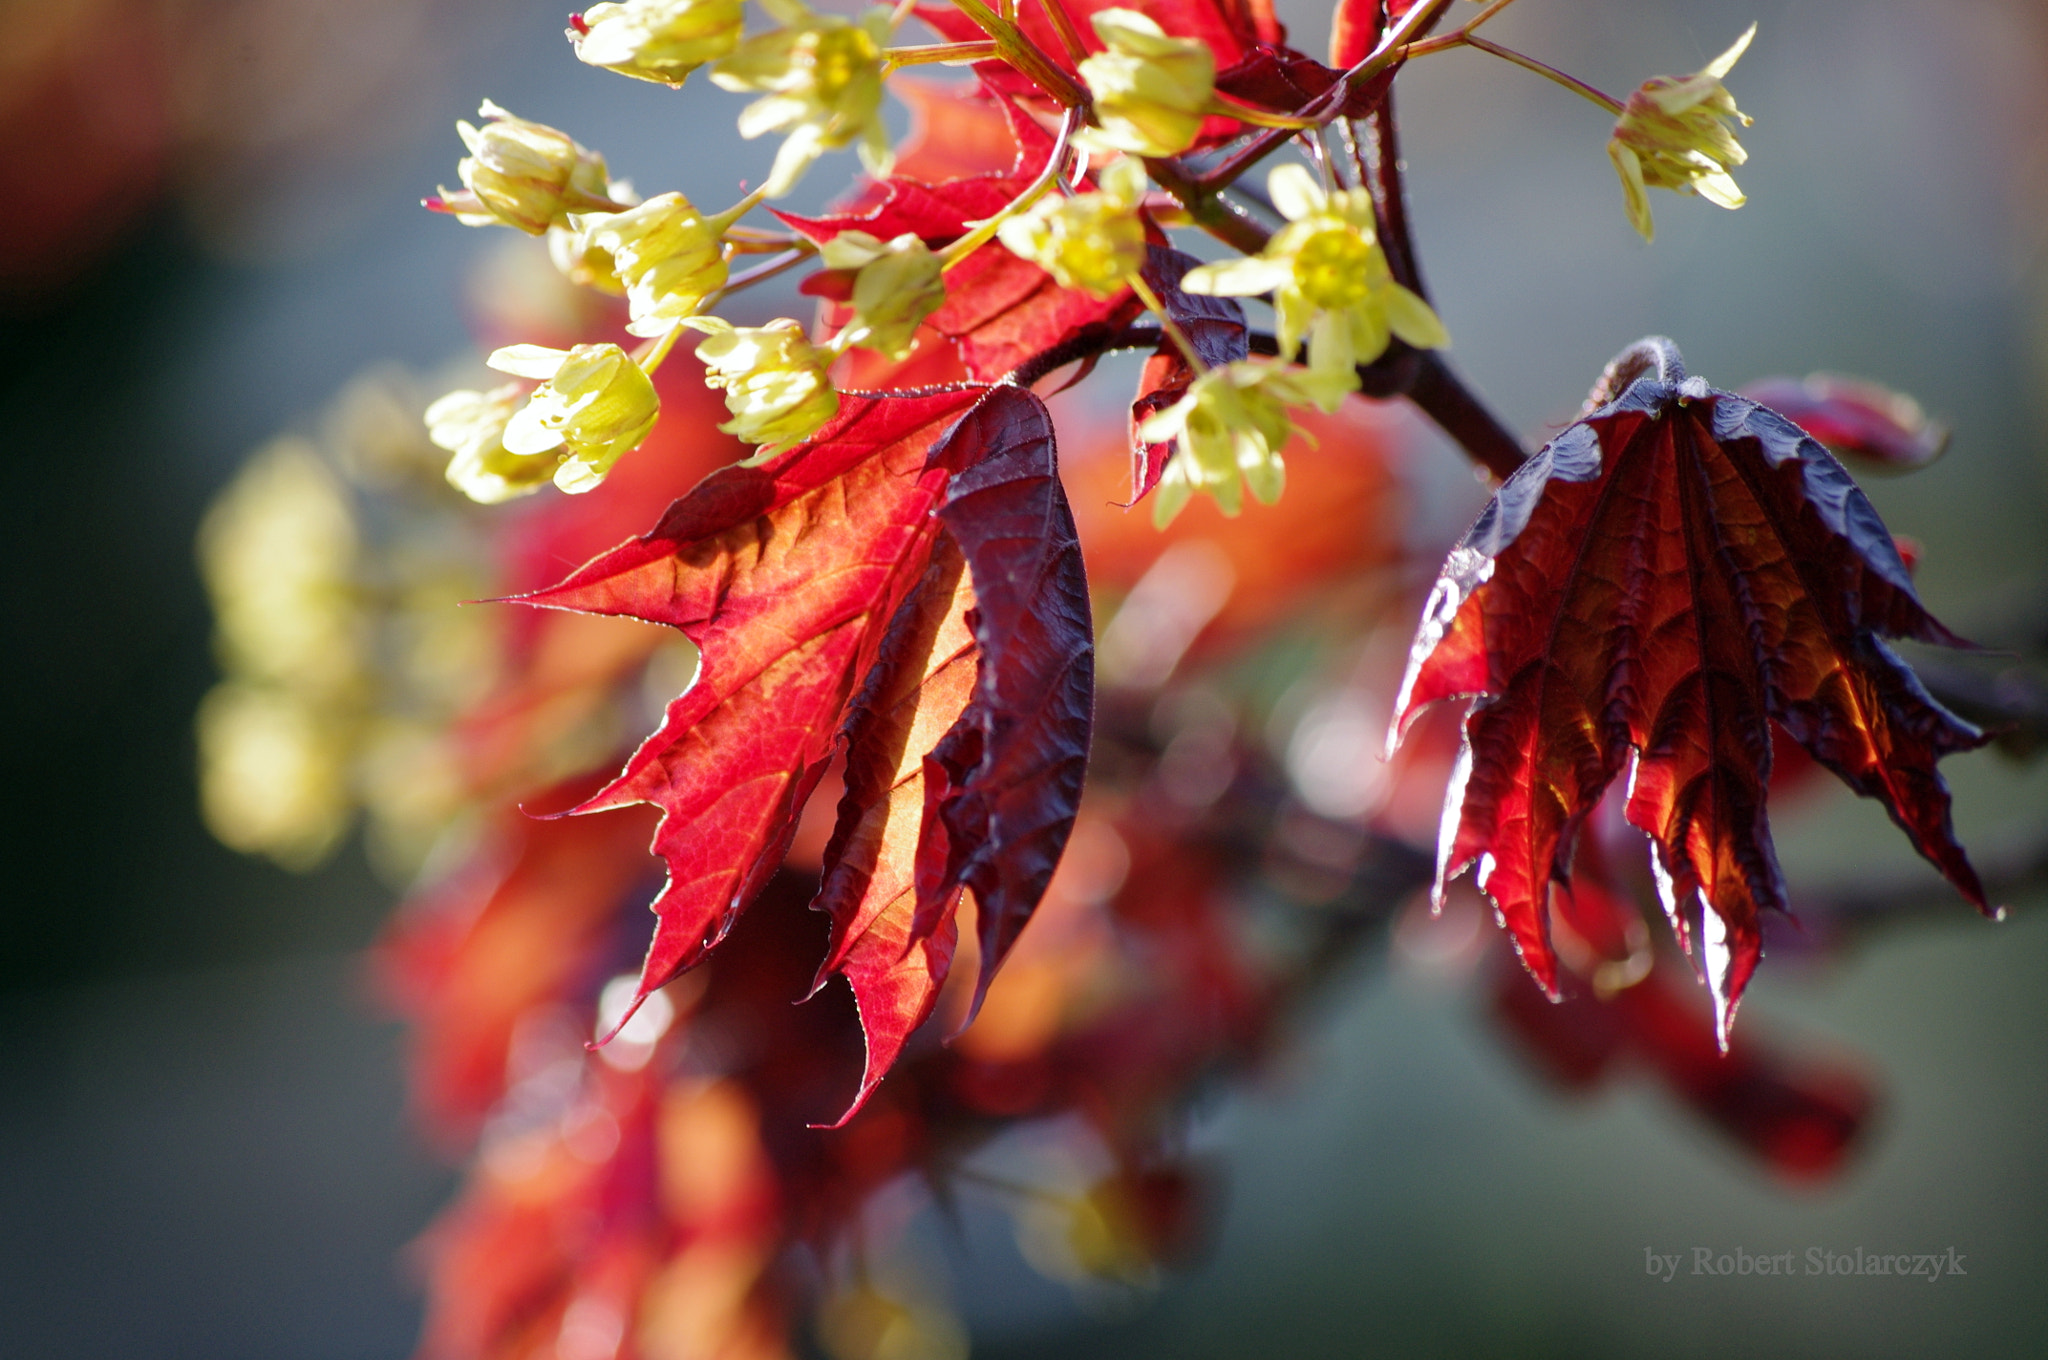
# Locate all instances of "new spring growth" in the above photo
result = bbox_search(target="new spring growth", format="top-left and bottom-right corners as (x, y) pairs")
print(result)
(486, 343), (661, 493)
(427, 384), (558, 504)
(547, 180), (640, 294)
(995, 158), (1147, 299)
(1183, 164), (1447, 379)
(1609, 24), (1756, 242)
(569, 0), (745, 87)
(1076, 9), (1216, 158)
(818, 231), (946, 358)
(1139, 358), (1356, 526)
(711, 0), (894, 198)
(686, 317), (840, 450)
(588, 192), (736, 336)
(428, 101), (625, 235)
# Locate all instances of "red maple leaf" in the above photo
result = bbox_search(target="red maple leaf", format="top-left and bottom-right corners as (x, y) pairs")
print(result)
(808, 538), (978, 1121)
(808, 387), (1094, 1121)
(1390, 340), (1990, 1038)
(516, 388), (987, 1034)
(519, 383), (1093, 1114)
(912, 386), (1094, 1013)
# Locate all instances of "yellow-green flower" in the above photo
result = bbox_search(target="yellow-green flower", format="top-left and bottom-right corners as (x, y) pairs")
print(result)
(1182, 163), (1447, 378)
(1608, 24), (1755, 242)
(586, 191), (732, 336)
(431, 101), (622, 235)
(427, 382), (558, 504)
(687, 317), (840, 450)
(995, 158), (1147, 299)
(570, 0), (744, 86)
(488, 342), (661, 493)
(546, 179), (641, 294)
(710, 0), (893, 198)
(1137, 358), (1356, 525)
(819, 230), (946, 358)
(1076, 9), (1215, 158)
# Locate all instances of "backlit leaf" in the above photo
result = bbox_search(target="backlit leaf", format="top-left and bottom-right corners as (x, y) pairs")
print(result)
(916, 386), (1096, 1019)
(809, 538), (978, 1123)
(517, 388), (988, 1031)
(1391, 341), (1989, 1040)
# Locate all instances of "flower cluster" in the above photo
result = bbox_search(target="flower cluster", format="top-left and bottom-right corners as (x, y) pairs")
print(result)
(1184, 165), (1447, 379)
(1608, 24), (1756, 241)
(686, 317), (839, 449)
(428, 101), (625, 235)
(1139, 358), (1357, 524)
(995, 158), (1149, 298)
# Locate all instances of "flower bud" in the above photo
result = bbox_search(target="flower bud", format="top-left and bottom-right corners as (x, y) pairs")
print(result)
(427, 383), (558, 503)
(1076, 9), (1215, 158)
(546, 180), (642, 294)
(569, 0), (744, 87)
(586, 191), (731, 336)
(430, 101), (623, 235)
(1608, 24), (1755, 241)
(1137, 359), (1356, 525)
(487, 343), (660, 492)
(687, 317), (840, 449)
(818, 231), (946, 358)
(995, 158), (1147, 299)
(710, 0), (894, 197)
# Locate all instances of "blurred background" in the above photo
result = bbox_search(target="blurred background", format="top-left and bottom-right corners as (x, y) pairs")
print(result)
(3, 0), (2046, 1355)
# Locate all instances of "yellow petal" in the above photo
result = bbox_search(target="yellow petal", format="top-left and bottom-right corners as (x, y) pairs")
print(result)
(1608, 141), (1655, 241)
(1703, 23), (1756, 80)
(1266, 163), (1324, 223)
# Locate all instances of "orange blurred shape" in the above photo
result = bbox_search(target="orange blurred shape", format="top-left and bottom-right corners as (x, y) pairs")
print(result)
(377, 781), (660, 1142)
(1070, 400), (1405, 665)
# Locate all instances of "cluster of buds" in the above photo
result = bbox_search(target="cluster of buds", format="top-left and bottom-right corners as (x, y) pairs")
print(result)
(1184, 165), (1448, 380)
(569, 0), (745, 86)
(1608, 24), (1756, 241)
(996, 158), (1149, 299)
(418, 1), (1762, 524)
